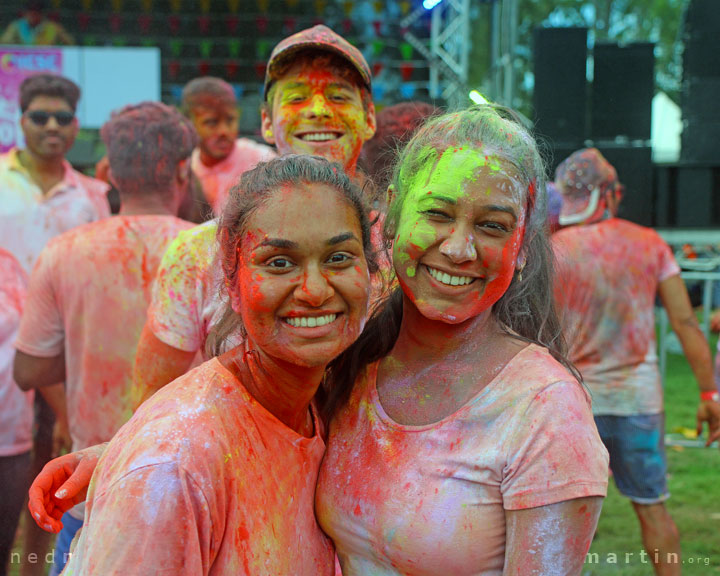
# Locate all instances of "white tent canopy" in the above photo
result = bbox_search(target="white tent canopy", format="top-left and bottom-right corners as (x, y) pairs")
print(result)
(652, 91), (682, 163)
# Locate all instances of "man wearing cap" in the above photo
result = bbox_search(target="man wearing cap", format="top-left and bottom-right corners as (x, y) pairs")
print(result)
(552, 148), (720, 576)
(130, 25), (377, 408)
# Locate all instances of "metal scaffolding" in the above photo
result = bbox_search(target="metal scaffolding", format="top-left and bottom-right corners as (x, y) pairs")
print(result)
(400, 0), (471, 107)
(400, 0), (517, 108)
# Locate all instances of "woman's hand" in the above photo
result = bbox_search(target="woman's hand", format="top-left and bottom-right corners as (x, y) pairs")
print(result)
(28, 443), (108, 533)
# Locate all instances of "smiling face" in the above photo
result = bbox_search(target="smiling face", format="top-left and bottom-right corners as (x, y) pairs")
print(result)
(232, 182), (370, 368)
(261, 57), (375, 174)
(21, 95), (78, 161)
(191, 103), (239, 163)
(392, 147), (527, 324)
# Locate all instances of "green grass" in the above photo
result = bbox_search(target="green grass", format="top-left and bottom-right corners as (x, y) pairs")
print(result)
(585, 334), (720, 575)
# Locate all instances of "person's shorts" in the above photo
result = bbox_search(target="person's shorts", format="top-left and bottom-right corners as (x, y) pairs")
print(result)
(594, 413), (669, 505)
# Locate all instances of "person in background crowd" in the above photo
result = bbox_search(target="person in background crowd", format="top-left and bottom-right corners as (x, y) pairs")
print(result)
(183, 76), (276, 216)
(0, 249), (31, 576)
(358, 100), (437, 201)
(552, 148), (720, 576)
(545, 180), (562, 233)
(13, 102), (196, 576)
(0, 73), (109, 576)
(0, 0), (74, 46)
(130, 24), (377, 409)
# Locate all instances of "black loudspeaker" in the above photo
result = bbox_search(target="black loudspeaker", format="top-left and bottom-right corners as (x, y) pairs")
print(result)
(533, 27), (588, 144)
(595, 146), (654, 226)
(681, 0), (720, 164)
(683, 35), (720, 78)
(591, 43), (654, 141)
(675, 168), (716, 227)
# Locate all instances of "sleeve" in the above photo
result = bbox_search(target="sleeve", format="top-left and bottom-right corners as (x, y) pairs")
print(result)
(655, 233), (681, 282)
(146, 229), (205, 352)
(14, 244), (65, 357)
(64, 462), (216, 576)
(501, 380), (609, 510)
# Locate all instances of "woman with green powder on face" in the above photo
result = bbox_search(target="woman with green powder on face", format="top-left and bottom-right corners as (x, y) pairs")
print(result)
(316, 106), (608, 575)
(29, 106), (608, 575)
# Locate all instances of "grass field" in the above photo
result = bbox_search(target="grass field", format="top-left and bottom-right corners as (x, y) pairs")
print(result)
(585, 334), (720, 575)
(9, 337), (720, 576)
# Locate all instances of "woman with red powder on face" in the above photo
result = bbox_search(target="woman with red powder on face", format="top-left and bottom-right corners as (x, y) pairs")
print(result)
(30, 107), (608, 575)
(38, 155), (375, 575)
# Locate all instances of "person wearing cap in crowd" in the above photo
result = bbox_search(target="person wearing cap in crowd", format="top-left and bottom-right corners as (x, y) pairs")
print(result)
(183, 77), (276, 216)
(0, 73), (109, 576)
(13, 102), (196, 576)
(130, 24), (377, 409)
(551, 148), (720, 576)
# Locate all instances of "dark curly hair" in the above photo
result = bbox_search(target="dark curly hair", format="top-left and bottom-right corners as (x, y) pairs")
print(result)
(20, 74), (80, 112)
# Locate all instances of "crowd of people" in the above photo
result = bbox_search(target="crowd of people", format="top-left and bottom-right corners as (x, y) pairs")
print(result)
(0, 21), (719, 576)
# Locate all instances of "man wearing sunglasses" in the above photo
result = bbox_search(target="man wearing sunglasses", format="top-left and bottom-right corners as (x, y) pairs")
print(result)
(0, 73), (108, 576)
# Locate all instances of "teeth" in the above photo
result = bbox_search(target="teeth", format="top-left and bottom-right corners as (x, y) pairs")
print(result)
(300, 133), (339, 142)
(284, 314), (337, 328)
(427, 266), (475, 286)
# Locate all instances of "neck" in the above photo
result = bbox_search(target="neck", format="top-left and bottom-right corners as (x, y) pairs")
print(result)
(118, 191), (177, 217)
(391, 293), (500, 364)
(222, 341), (324, 437)
(199, 147), (231, 168)
(18, 149), (65, 178)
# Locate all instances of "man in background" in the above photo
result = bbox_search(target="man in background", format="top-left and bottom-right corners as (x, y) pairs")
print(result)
(552, 148), (720, 576)
(183, 76), (276, 216)
(0, 73), (108, 576)
(131, 24), (377, 406)
(14, 101), (196, 576)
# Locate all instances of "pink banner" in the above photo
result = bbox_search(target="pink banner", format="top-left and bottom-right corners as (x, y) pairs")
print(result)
(0, 48), (63, 153)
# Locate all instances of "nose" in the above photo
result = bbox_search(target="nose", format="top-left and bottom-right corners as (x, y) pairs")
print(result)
(45, 116), (60, 130)
(439, 226), (478, 263)
(294, 264), (334, 307)
(304, 93), (332, 119)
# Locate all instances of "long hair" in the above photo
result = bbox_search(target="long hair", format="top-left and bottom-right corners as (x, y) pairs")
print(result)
(323, 104), (579, 420)
(204, 154), (378, 359)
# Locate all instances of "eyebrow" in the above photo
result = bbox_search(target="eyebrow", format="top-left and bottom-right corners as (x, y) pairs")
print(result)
(420, 194), (457, 205)
(254, 232), (359, 250)
(485, 205), (518, 220)
(255, 238), (297, 250)
(328, 232), (359, 245)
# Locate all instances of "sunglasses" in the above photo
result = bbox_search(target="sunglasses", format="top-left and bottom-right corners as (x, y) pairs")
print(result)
(25, 110), (75, 127)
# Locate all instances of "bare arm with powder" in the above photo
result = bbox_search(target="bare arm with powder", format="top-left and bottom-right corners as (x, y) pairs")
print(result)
(659, 274), (720, 446)
(504, 497), (603, 575)
(28, 444), (107, 532)
(131, 324), (197, 410)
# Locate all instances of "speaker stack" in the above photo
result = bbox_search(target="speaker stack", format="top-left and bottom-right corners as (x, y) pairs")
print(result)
(533, 29), (655, 226)
(677, 0), (720, 227)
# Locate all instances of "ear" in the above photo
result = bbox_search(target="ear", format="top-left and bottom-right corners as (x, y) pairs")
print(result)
(386, 184), (395, 207)
(260, 107), (276, 145)
(363, 100), (377, 141)
(175, 158), (191, 183)
(516, 249), (527, 270)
